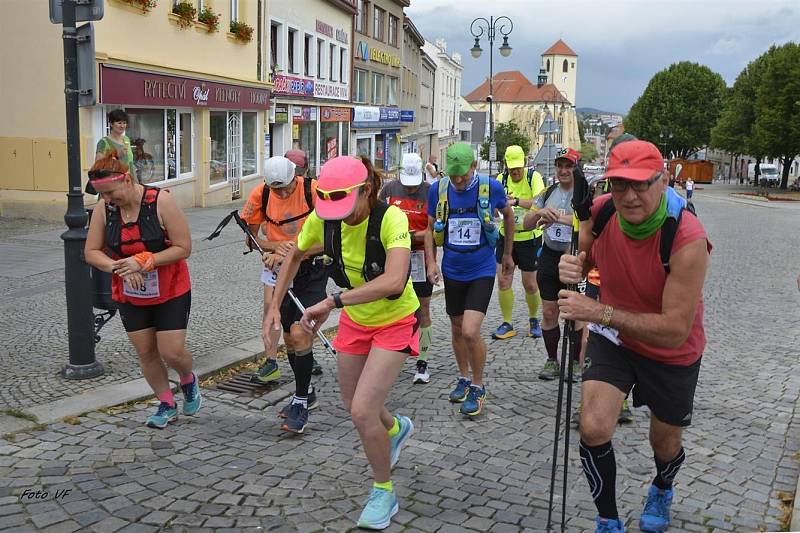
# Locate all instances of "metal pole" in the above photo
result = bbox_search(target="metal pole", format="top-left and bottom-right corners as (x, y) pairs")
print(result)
(61, 0), (103, 379)
(488, 17), (494, 179)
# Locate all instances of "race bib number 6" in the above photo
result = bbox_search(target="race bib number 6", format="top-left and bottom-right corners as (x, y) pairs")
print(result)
(546, 223), (572, 243)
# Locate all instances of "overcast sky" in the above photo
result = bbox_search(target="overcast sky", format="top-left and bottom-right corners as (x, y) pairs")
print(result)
(406, 0), (799, 114)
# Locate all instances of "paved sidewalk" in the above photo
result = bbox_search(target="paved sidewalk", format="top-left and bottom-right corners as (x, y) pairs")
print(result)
(1, 189), (799, 532)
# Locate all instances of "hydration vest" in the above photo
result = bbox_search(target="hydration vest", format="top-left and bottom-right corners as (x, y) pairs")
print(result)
(105, 186), (167, 259)
(261, 177), (314, 226)
(501, 167), (541, 191)
(591, 188), (693, 274)
(433, 175), (498, 251)
(323, 201), (408, 300)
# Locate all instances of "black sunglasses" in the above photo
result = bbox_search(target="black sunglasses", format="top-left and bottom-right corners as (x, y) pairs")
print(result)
(609, 172), (663, 193)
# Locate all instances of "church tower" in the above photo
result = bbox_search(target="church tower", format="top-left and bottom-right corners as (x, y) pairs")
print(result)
(540, 39), (578, 106)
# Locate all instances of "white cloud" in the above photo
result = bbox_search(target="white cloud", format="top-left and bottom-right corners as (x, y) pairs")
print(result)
(706, 38), (740, 56)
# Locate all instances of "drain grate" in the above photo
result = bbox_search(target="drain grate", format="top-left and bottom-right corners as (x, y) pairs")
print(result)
(215, 371), (284, 396)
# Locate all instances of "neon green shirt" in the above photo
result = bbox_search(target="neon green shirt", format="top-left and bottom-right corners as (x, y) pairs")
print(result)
(297, 205), (419, 327)
(496, 168), (545, 241)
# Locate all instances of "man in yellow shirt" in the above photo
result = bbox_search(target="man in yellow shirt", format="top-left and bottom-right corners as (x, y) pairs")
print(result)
(492, 145), (546, 340)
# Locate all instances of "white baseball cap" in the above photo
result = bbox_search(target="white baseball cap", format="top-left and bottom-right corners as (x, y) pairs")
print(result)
(264, 156), (296, 188)
(399, 153), (424, 186)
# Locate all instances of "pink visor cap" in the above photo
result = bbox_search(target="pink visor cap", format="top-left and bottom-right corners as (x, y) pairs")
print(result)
(315, 156), (369, 220)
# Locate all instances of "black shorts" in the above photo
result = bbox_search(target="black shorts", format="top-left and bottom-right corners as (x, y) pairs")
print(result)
(413, 280), (433, 298)
(118, 291), (191, 333)
(495, 236), (541, 272)
(536, 245), (566, 301)
(443, 276), (494, 316)
(279, 267), (328, 332)
(583, 333), (702, 427)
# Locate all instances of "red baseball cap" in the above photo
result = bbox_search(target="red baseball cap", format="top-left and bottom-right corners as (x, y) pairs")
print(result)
(284, 149), (307, 169)
(315, 156), (368, 220)
(605, 140), (664, 181)
(555, 147), (581, 164)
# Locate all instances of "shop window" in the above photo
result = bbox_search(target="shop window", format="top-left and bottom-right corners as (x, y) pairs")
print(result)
(375, 134), (385, 170)
(341, 123), (349, 156)
(354, 69), (368, 103)
(356, 137), (372, 159)
(317, 38), (325, 79)
(304, 34), (314, 76)
(209, 111), (228, 185)
(386, 133), (400, 170)
(372, 73), (383, 105)
(209, 110), (257, 186)
(387, 77), (398, 106)
(242, 112), (257, 177)
(373, 7), (384, 41)
(179, 112), (192, 175)
(355, 0), (368, 34)
(388, 15), (398, 47)
(320, 121), (340, 167)
(294, 114), (318, 178)
(329, 43), (337, 81)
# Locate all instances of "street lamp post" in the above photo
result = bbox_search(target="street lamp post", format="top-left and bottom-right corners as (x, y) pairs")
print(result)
(659, 131), (673, 159)
(470, 16), (512, 178)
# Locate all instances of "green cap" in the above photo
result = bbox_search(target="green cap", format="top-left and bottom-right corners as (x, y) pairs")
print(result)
(446, 142), (475, 177)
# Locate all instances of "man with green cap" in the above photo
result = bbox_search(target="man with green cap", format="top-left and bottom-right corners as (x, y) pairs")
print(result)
(425, 143), (515, 417)
(491, 145), (546, 340)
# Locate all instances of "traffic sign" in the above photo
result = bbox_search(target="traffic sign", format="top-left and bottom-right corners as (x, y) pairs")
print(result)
(489, 142), (497, 161)
(49, 0), (104, 24)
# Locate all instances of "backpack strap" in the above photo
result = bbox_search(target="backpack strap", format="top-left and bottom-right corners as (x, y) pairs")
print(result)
(527, 168), (534, 189)
(501, 170), (509, 189)
(477, 175), (491, 225)
(303, 177), (314, 210)
(591, 197), (617, 238)
(363, 201), (389, 282)
(542, 183), (558, 205)
(435, 176), (449, 223)
(262, 178), (315, 226)
(323, 219), (352, 290)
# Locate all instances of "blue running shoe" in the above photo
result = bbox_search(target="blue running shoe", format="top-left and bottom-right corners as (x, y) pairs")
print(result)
(492, 322), (516, 339)
(595, 516), (625, 532)
(281, 402), (308, 434)
(460, 385), (486, 416)
(640, 484), (673, 532)
(146, 402), (178, 429)
(448, 377), (471, 403)
(529, 318), (543, 338)
(181, 373), (202, 416)
(389, 415), (414, 468)
(356, 487), (398, 530)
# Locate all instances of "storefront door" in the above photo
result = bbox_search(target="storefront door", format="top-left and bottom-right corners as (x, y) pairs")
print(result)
(227, 112), (242, 198)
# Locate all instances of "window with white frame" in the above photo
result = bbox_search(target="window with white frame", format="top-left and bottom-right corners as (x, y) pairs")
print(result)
(287, 28), (298, 73)
(354, 69), (368, 103)
(329, 43), (337, 81)
(387, 76), (398, 106)
(317, 38), (325, 79)
(270, 21), (283, 73)
(373, 7), (384, 41)
(230, 0), (238, 23)
(388, 15), (398, 47)
(372, 73), (384, 104)
(340, 47), (347, 84)
(304, 33), (314, 76)
(355, 0), (368, 34)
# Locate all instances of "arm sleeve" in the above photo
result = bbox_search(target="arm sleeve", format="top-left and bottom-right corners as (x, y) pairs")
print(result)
(296, 211), (323, 252)
(381, 206), (411, 250)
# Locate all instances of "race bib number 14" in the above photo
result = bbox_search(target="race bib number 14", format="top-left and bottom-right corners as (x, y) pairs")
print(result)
(448, 218), (482, 246)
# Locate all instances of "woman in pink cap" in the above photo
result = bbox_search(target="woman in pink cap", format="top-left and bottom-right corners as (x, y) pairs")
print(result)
(265, 155), (420, 530)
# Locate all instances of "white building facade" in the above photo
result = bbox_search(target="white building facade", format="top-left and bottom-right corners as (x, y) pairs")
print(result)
(422, 38), (463, 166)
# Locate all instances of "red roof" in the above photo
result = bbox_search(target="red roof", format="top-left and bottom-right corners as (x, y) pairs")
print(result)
(542, 39), (577, 57)
(464, 71), (571, 104)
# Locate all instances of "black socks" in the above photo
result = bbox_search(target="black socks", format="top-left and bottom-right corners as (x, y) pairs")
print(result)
(542, 325), (561, 360)
(293, 348), (314, 399)
(653, 448), (685, 490)
(580, 440), (618, 520)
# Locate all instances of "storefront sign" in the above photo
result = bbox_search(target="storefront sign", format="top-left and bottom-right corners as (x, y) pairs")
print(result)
(273, 74), (315, 97)
(352, 106), (401, 129)
(275, 105), (289, 124)
(336, 28), (349, 44)
(321, 107), (351, 122)
(380, 108), (400, 122)
(292, 106), (318, 122)
(316, 20), (334, 38)
(352, 106), (381, 123)
(400, 110), (415, 122)
(355, 41), (400, 68)
(314, 81), (349, 101)
(100, 65), (270, 110)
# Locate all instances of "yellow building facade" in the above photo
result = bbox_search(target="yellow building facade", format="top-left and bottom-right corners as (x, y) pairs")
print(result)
(0, 0), (271, 219)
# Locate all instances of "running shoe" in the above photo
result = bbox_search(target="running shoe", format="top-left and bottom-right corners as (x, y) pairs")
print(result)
(460, 385), (486, 416)
(618, 399), (633, 424)
(538, 359), (560, 381)
(595, 516), (625, 532)
(145, 402), (178, 429)
(281, 402), (308, 434)
(389, 415), (414, 468)
(492, 322), (516, 340)
(413, 360), (430, 384)
(356, 487), (398, 530)
(180, 373), (202, 416)
(640, 485), (673, 532)
(252, 358), (280, 384)
(311, 357), (323, 376)
(448, 377), (471, 403)
(529, 318), (543, 338)
(279, 389), (318, 418)
(564, 360), (582, 383)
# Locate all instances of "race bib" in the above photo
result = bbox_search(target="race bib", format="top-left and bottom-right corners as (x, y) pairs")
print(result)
(410, 251), (426, 283)
(122, 270), (160, 299)
(448, 218), (482, 246)
(546, 223), (572, 243)
(513, 206), (527, 229)
(588, 322), (622, 346)
(260, 267), (293, 288)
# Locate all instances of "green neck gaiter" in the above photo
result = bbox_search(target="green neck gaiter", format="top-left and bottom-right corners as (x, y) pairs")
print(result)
(617, 194), (667, 240)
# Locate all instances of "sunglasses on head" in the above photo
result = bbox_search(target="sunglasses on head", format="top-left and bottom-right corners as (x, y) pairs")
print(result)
(315, 181), (365, 202)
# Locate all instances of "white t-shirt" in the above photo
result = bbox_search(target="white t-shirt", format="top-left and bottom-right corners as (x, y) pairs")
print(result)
(686, 180), (694, 191)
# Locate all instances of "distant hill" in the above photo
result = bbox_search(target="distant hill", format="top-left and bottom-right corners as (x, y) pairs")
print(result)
(577, 107), (624, 116)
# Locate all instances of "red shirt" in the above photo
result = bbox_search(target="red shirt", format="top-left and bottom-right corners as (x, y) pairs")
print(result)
(589, 195), (711, 365)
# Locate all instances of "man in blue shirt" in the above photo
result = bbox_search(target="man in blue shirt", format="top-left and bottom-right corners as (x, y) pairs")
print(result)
(425, 143), (515, 416)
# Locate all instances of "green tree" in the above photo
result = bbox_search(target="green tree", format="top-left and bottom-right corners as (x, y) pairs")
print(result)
(625, 61), (727, 159)
(752, 43), (800, 189)
(577, 120), (587, 144)
(580, 142), (599, 162)
(480, 121), (531, 169)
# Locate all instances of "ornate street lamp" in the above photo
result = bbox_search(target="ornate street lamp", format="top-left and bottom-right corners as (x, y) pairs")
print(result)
(470, 16), (513, 177)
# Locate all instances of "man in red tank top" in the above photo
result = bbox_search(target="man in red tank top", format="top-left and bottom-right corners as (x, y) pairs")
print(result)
(557, 140), (711, 533)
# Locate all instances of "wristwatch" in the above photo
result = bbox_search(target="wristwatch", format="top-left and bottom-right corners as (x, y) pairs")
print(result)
(332, 292), (344, 309)
(513, 198), (519, 207)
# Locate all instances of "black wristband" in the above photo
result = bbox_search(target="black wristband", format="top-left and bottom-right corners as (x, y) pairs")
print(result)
(333, 292), (344, 309)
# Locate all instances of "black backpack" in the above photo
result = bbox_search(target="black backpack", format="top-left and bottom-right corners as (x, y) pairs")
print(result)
(262, 177), (314, 226)
(323, 201), (408, 300)
(591, 197), (694, 274)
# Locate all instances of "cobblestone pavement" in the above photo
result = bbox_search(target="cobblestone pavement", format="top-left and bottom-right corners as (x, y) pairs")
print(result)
(1, 187), (800, 532)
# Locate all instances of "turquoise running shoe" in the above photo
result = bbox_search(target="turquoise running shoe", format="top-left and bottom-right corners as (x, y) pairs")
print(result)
(389, 415), (413, 468)
(356, 487), (398, 530)
(181, 373), (202, 416)
(146, 402), (178, 429)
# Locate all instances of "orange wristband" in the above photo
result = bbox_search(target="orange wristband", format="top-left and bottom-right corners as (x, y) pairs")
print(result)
(133, 251), (156, 272)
